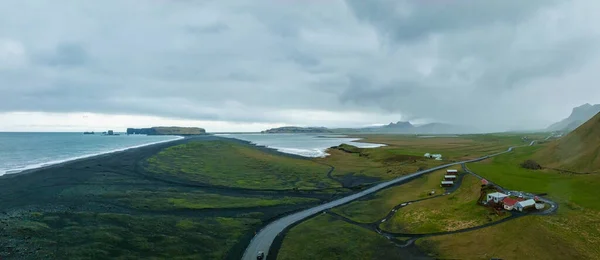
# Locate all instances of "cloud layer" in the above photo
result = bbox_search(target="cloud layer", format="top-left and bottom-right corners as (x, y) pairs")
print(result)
(1, 0), (599, 131)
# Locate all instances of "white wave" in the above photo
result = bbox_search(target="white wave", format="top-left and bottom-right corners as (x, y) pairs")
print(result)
(270, 147), (330, 158)
(0, 136), (184, 176)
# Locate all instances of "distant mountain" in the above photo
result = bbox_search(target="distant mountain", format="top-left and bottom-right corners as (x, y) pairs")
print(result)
(535, 111), (600, 173)
(383, 121), (414, 130)
(547, 103), (600, 132)
(262, 126), (332, 134)
(261, 122), (474, 134)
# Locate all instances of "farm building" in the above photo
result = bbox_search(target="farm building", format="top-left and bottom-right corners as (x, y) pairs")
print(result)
(535, 202), (545, 210)
(446, 169), (458, 175)
(424, 153), (431, 158)
(441, 181), (454, 187)
(444, 175), (457, 181)
(502, 197), (519, 211)
(432, 154), (442, 160)
(486, 192), (509, 203)
(515, 199), (536, 212)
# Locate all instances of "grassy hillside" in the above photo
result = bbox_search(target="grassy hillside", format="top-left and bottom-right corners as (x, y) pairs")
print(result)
(535, 112), (600, 173)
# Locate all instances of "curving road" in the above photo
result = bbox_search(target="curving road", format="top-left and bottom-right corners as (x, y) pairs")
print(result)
(242, 145), (521, 260)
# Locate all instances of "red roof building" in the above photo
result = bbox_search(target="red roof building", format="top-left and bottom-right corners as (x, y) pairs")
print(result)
(502, 197), (519, 211)
(481, 179), (489, 185)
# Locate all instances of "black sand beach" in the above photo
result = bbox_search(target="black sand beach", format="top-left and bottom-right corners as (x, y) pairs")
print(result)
(0, 136), (331, 259)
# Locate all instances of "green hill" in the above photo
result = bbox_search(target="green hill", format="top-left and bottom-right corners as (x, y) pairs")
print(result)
(536, 112), (600, 173)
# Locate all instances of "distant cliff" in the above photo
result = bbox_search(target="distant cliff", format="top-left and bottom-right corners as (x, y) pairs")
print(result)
(547, 103), (600, 132)
(262, 126), (332, 134)
(127, 127), (206, 136)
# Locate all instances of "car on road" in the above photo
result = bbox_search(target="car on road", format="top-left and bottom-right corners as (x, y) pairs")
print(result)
(257, 251), (265, 260)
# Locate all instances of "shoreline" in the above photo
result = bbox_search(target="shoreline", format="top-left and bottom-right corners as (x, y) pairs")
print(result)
(216, 133), (386, 158)
(0, 135), (185, 178)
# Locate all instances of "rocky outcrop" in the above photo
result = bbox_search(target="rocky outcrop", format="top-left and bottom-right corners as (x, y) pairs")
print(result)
(547, 103), (600, 132)
(127, 127), (206, 136)
(383, 121), (414, 130)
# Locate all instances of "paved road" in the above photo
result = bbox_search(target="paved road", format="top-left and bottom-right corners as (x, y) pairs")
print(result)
(242, 146), (519, 260)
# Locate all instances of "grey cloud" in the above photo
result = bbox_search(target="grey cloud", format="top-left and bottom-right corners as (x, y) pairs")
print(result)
(0, 0), (599, 131)
(186, 23), (230, 34)
(345, 0), (556, 43)
(33, 43), (90, 68)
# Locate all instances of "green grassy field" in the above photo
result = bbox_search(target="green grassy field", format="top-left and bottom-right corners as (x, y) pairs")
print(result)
(380, 175), (506, 233)
(355, 134), (529, 161)
(3, 211), (261, 260)
(145, 140), (340, 190)
(332, 169), (450, 223)
(319, 145), (446, 182)
(468, 145), (600, 210)
(100, 189), (319, 211)
(415, 142), (600, 259)
(277, 214), (404, 260)
(313, 134), (532, 182)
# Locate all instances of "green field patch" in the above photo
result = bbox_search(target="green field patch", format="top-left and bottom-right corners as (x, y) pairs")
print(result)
(145, 140), (339, 190)
(332, 169), (449, 223)
(468, 145), (600, 211)
(4, 212), (260, 259)
(380, 175), (506, 233)
(278, 214), (403, 260)
(103, 189), (319, 211)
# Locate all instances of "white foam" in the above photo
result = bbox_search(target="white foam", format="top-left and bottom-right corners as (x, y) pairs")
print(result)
(217, 133), (386, 158)
(0, 136), (184, 176)
(271, 147), (330, 158)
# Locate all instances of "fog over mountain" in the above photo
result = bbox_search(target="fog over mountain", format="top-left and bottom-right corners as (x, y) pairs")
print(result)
(1, 0), (600, 132)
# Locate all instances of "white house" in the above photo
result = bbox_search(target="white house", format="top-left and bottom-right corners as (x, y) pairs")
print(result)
(486, 192), (508, 203)
(441, 181), (454, 187)
(444, 175), (457, 181)
(515, 199), (536, 212)
(447, 169), (458, 175)
(424, 153), (431, 158)
(432, 154), (442, 160)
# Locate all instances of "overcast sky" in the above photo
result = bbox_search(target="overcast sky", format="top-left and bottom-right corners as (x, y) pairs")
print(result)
(1, 0), (599, 132)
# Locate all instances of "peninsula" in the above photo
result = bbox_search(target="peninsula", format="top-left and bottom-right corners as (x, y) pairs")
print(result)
(127, 126), (206, 136)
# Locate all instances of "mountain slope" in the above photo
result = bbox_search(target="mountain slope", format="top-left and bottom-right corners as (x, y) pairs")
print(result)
(536, 112), (600, 173)
(547, 103), (600, 132)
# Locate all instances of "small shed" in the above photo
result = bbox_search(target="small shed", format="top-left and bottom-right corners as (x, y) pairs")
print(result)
(515, 199), (536, 212)
(535, 202), (545, 210)
(446, 169), (458, 175)
(432, 154), (442, 160)
(444, 175), (457, 181)
(502, 197), (519, 211)
(481, 179), (489, 185)
(486, 192), (508, 203)
(441, 181), (454, 187)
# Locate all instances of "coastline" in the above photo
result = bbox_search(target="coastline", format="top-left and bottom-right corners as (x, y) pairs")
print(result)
(0, 135), (185, 178)
(0, 134), (335, 259)
(216, 133), (386, 158)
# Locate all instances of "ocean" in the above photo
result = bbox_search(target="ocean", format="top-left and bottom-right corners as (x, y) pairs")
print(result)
(218, 133), (385, 157)
(0, 132), (182, 176)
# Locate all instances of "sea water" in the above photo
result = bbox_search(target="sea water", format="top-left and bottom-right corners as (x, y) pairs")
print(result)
(217, 133), (385, 157)
(0, 132), (182, 176)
